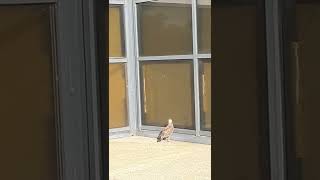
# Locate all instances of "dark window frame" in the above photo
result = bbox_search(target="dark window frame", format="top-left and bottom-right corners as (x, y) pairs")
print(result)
(265, 0), (287, 180)
(0, 0), (103, 180)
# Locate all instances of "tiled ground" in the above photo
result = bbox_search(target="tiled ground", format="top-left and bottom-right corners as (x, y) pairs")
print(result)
(109, 136), (211, 180)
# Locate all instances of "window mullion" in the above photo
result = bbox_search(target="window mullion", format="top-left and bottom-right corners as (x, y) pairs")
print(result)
(192, 0), (201, 136)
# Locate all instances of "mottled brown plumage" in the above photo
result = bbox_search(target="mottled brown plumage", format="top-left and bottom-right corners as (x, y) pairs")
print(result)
(157, 119), (174, 142)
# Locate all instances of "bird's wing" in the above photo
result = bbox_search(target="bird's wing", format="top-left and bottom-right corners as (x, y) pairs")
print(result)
(158, 123), (174, 139)
(162, 125), (174, 138)
(157, 129), (165, 138)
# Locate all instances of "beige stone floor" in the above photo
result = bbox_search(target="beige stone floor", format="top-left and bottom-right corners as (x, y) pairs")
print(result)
(109, 136), (211, 180)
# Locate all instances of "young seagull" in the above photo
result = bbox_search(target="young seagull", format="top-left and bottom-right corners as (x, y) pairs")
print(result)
(157, 118), (174, 142)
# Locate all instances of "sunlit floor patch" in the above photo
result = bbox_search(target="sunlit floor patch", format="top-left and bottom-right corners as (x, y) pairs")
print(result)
(109, 136), (211, 180)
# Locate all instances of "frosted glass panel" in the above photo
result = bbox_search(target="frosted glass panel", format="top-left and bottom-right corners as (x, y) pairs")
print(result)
(140, 61), (195, 129)
(137, 1), (193, 56)
(109, 63), (128, 128)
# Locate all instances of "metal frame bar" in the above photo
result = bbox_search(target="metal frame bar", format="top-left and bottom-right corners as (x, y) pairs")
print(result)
(138, 55), (194, 61)
(198, 54), (211, 59)
(82, 0), (104, 179)
(55, 0), (92, 179)
(265, 0), (286, 180)
(134, 0), (153, 3)
(191, 0), (201, 136)
(200, 130), (211, 137)
(109, 58), (127, 63)
(197, 0), (211, 6)
(49, 5), (63, 180)
(133, 1), (143, 132)
(95, 1), (108, 180)
(126, 0), (139, 135)
(109, 0), (125, 5)
(141, 125), (196, 135)
(135, 0), (192, 4)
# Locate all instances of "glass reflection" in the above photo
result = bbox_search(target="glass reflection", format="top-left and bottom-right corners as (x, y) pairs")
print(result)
(213, 1), (269, 179)
(199, 59), (211, 131)
(109, 63), (128, 129)
(109, 5), (125, 57)
(285, 2), (320, 180)
(140, 60), (195, 129)
(137, 1), (193, 56)
(198, 0), (211, 53)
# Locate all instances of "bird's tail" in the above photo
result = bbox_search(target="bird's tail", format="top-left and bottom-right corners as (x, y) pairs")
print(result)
(157, 136), (161, 142)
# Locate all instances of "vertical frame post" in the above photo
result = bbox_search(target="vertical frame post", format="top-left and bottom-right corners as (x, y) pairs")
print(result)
(265, 0), (286, 180)
(192, 0), (201, 136)
(125, 0), (139, 136)
(133, 0), (143, 132)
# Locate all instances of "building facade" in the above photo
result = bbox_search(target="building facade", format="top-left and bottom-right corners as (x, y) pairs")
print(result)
(108, 0), (211, 144)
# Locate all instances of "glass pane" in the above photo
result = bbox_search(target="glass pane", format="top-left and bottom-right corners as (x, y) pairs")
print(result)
(109, 63), (128, 128)
(198, 0), (211, 54)
(213, 1), (270, 179)
(137, 1), (193, 56)
(285, 2), (320, 179)
(108, 5), (125, 57)
(199, 59), (211, 131)
(140, 60), (195, 129)
(0, 5), (57, 180)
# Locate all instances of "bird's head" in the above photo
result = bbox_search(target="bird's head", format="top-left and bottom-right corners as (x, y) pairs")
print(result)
(168, 118), (173, 124)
